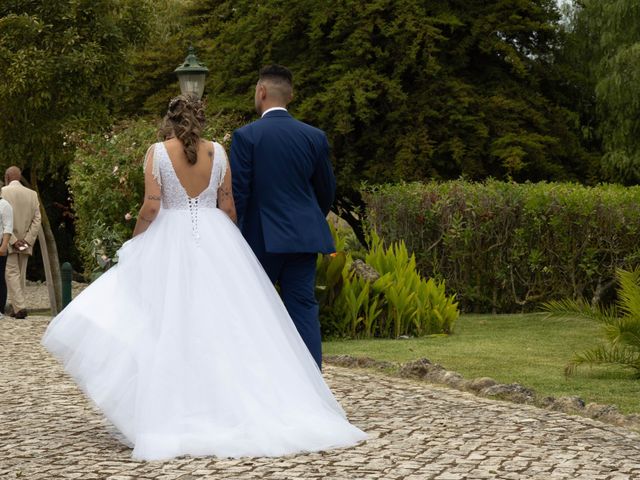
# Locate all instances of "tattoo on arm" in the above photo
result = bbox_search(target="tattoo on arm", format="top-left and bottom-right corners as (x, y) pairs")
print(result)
(139, 215), (154, 224)
(219, 187), (232, 199)
(147, 195), (161, 201)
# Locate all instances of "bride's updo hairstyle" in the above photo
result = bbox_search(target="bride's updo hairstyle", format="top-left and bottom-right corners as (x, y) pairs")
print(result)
(162, 93), (206, 165)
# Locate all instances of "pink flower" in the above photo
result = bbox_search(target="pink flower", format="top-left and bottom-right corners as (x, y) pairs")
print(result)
(124, 213), (132, 221)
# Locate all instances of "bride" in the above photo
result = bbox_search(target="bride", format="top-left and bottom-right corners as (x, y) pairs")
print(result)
(41, 94), (367, 461)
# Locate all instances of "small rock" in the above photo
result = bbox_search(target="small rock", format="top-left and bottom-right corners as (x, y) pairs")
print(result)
(324, 354), (394, 370)
(324, 354), (359, 368)
(584, 403), (619, 419)
(424, 368), (448, 383)
(540, 396), (556, 408)
(350, 259), (381, 283)
(354, 357), (394, 369)
(398, 358), (436, 378)
(547, 396), (586, 412)
(441, 371), (465, 388)
(467, 377), (498, 392)
(623, 413), (640, 431)
(481, 383), (536, 404)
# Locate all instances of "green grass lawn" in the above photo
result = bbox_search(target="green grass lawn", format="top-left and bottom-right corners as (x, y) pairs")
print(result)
(323, 313), (640, 414)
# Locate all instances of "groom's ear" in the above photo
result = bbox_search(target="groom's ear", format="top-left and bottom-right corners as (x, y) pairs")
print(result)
(257, 82), (267, 100)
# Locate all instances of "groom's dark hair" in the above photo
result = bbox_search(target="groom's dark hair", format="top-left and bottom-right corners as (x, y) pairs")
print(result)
(259, 64), (293, 87)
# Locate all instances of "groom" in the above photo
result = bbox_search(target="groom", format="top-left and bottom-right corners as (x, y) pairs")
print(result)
(230, 65), (336, 369)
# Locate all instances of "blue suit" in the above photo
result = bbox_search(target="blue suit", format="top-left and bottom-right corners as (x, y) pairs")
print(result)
(230, 109), (336, 368)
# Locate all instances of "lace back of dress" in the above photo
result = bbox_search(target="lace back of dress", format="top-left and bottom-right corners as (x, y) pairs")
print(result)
(152, 141), (225, 244)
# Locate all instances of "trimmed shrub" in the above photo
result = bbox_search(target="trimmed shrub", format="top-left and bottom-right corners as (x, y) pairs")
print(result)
(364, 181), (640, 313)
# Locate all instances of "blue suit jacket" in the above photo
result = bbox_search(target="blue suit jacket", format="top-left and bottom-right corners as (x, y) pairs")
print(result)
(230, 110), (336, 254)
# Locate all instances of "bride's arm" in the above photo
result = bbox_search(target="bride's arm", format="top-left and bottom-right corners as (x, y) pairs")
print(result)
(217, 154), (237, 224)
(133, 145), (162, 237)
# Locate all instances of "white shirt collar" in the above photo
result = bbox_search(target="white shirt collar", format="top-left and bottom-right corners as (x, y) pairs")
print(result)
(261, 107), (288, 118)
(9, 180), (21, 186)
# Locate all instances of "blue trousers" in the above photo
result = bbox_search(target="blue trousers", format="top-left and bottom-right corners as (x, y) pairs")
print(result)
(257, 252), (322, 370)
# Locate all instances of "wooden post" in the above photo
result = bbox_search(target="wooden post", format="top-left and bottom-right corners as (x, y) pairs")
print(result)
(38, 228), (58, 316)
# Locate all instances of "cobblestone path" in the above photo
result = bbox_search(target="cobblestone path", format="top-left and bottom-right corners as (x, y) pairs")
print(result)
(2, 318), (640, 479)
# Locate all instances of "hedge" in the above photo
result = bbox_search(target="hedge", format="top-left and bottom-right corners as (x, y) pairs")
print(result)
(364, 181), (640, 313)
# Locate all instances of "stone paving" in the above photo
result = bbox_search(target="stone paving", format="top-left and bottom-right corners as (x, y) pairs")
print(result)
(2, 318), (640, 480)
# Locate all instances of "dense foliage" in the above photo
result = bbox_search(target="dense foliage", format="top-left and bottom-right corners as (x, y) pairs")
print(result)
(0, 0), (150, 175)
(69, 120), (153, 278)
(0, 0), (153, 293)
(3, 0), (626, 287)
(121, 0), (597, 238)
(317, 227), (459, 339)
(564, 1), (640, 183)
(365, 181), (640, 313)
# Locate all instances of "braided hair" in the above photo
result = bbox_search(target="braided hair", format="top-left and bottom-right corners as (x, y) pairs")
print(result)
(161, 94), (206, 165)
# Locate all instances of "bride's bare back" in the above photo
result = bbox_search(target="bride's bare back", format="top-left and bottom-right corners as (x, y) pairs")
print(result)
(132, 95), (236, 237)
(163, 138), (214, 198)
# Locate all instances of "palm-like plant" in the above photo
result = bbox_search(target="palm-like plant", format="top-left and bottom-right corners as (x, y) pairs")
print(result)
(543, 268), (640, 377)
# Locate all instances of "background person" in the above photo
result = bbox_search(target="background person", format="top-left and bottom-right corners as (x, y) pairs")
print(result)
(2, 166), (42, 319)
(0, 186), (13, 318)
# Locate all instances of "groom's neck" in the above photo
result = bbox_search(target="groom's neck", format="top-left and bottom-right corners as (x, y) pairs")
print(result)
(260, 100), (288, 115)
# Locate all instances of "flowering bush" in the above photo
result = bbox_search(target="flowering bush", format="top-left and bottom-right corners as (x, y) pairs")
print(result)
(69, 113), (241, 277)
(69, 119), (152, 277)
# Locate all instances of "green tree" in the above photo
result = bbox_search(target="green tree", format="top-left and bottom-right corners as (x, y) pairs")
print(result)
(567, 1), (640, 182)
(160, 0), (594, 239)
(0, 0), (150, 309)
(99, 0), (598, 242)
(552, 0), (602, 180)
(118, 0), (194, 116)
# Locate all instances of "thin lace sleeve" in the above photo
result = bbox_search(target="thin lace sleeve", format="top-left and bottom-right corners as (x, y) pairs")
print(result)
(143, 143), (161, 187)
(216, 142), (229, 189)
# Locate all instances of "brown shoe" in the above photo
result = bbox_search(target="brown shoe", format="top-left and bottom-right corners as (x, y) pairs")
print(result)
(11, 309), (27, 319)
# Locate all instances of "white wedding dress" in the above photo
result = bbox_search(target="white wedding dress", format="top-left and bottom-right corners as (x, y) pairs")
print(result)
(41, 141), (367, 461)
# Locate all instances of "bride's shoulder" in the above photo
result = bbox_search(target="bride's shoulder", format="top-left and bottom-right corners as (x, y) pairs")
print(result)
(144, 142), (159, 159)
(204, 139), (227, 153)
(143, 142), (163, 163)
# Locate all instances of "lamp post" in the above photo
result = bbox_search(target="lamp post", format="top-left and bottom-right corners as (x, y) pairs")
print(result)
(174, 47), (209, 99)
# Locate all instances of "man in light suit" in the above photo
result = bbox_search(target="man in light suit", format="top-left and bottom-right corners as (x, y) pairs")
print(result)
(2, 166), (41, 318)
(230, 65), (336, 369)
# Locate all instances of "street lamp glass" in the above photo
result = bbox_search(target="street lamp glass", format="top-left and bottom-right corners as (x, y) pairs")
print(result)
(174, 47), (209, 100)
(178, 72), (206, 99)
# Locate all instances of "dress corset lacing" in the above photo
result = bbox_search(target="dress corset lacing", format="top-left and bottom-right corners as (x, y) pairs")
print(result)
(151, 141), (227, 244)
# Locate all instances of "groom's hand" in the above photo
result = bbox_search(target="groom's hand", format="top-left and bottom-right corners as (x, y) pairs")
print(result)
(230, 130), (253, 227)
(311, 134), (336, 216)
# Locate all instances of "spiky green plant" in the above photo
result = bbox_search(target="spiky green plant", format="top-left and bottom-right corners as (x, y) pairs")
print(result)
(544, 268), (640, 377)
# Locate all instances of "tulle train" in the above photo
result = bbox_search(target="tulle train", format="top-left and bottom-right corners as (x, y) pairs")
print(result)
(42, 207), (367, 460)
